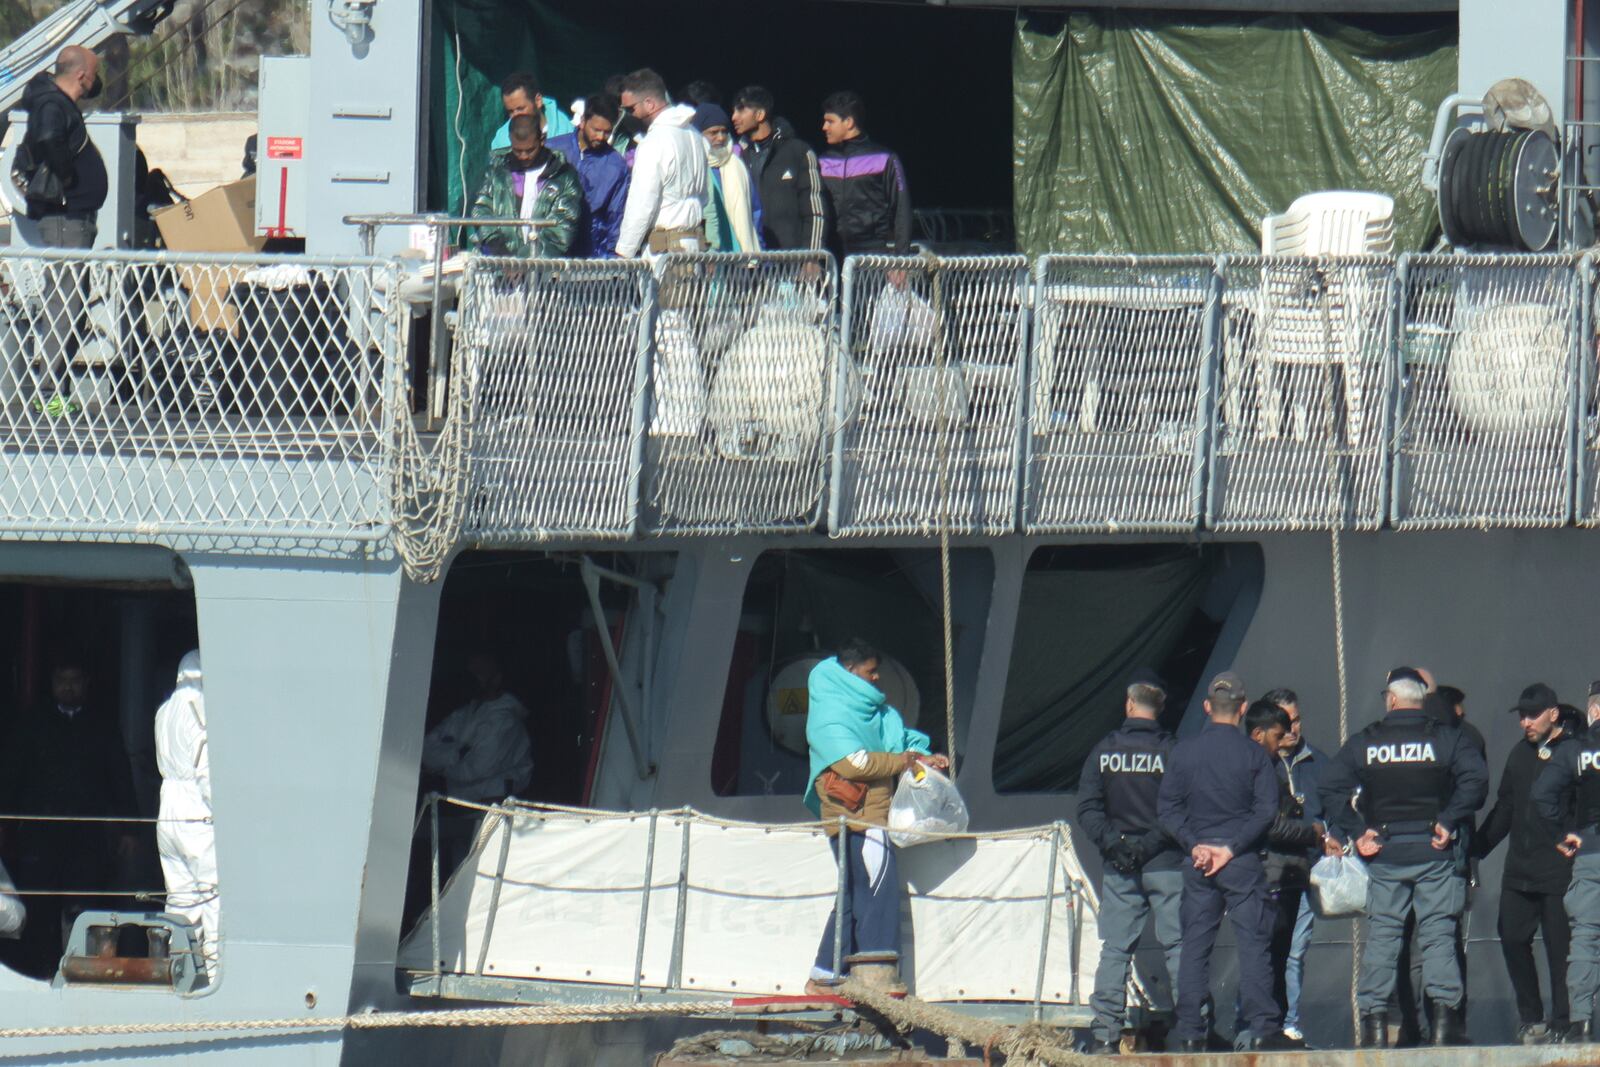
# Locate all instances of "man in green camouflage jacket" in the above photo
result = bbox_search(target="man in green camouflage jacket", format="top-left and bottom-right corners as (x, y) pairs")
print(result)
(469, 113), (584, 258)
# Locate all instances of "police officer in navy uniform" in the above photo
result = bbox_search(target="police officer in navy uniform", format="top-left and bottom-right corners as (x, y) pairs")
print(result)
(1318, 667), (1488, 1048)
(1157, 672), (1294, 1051)
(1532, 681), (1600, 1043)
(1077, 671), (1181, 1055)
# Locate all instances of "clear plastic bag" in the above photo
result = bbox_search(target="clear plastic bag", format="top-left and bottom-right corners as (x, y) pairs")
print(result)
(0, 857), (25, 939)
(1309, 852), (1370, 918)
(887, 766), (969, 847)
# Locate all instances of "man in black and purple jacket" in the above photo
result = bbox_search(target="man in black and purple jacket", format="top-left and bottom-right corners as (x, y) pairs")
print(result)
(817, 91), (912, 258)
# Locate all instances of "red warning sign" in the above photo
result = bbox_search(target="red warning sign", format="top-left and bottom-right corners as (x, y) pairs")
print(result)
(266, 136), (303, 160)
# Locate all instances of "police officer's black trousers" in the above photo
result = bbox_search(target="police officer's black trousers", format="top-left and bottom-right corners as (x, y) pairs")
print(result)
(1176, 852), (1279, 1041)
(1499, 886), (1571, 1028)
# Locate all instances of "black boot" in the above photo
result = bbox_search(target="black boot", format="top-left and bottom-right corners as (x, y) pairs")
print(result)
(1430, 1000), (1468, 1046)
(1176, 1038), (1207, 1053)
(1358, 1012), (1388, 1049)
(1563, 1020), (1593, 1044)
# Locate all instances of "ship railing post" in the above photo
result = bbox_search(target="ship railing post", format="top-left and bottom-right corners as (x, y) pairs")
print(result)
(1199, 255), (1226, 528)
(1033, 822), (1062, 1021)
(833, 816), (848, 979)
(427, 214), (450, 424)
(633, 810), (659, 1002)
(826, 258), (857, 532)
(474, 806), (515, 976)
(666, 814), (692, 990)
(1577, 254), (1597, 523)
(429, 792), (442, 989)
(627, 264), (659, 537)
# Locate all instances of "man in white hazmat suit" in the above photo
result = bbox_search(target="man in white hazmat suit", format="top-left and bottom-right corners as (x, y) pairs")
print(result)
(154, 650), (218, 975)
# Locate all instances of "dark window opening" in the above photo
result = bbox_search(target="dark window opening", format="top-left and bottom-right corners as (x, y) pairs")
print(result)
(0, 579), (199, 981)
(992, 543), (1260, 794)
(405, 551), (665, 927)
(712, 548), (994, 798)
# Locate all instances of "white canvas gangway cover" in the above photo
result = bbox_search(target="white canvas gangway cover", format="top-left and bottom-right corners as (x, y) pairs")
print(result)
(400, 802), (1128, 1005)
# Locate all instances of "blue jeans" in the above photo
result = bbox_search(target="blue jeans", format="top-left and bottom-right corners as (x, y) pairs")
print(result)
(811, 827), (900, 979)
(1283, 891), (1315, 1029)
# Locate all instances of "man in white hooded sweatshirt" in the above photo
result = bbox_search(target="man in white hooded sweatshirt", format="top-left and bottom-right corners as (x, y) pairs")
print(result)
(154, 650), (218, 976)
(616, 68), (708, 259)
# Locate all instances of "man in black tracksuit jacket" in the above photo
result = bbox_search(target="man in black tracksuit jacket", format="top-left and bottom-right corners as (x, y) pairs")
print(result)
(818, 91), (912, 258)
(1477, 683), (1575, 1042)
(731, 89), (825, 251)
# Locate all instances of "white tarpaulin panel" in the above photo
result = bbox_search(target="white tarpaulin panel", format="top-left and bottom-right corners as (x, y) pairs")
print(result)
(399, 805), (1108, 1004)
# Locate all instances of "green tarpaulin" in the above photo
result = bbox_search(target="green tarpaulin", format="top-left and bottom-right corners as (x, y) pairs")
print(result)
(1012, 12), (1457, 257)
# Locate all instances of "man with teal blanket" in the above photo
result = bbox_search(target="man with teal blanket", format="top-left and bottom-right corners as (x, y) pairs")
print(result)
(804, 639), (949, 995)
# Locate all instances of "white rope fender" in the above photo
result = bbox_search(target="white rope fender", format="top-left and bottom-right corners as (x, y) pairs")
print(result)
(0, 1000), (735, 1039)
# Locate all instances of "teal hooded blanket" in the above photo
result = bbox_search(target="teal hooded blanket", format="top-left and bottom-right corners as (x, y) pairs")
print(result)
(803, 657), (931, 817)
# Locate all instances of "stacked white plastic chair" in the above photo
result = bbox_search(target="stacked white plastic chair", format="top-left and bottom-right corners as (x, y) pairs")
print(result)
(1247, 191), (1395, 446)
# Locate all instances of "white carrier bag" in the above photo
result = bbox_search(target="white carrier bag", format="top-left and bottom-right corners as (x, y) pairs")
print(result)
(1309, 852), (1370, 917)
(888, 766), (970, 847)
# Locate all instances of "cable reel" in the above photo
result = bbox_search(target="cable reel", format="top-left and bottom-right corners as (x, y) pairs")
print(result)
(1437, 125), (1559, 251)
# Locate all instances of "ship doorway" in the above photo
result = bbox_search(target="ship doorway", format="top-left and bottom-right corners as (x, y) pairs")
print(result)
(992, 542), (1261, 794)
(710, 547), (995, 798)
(424, 551), (654, 809)
(0, 577), (199, 981)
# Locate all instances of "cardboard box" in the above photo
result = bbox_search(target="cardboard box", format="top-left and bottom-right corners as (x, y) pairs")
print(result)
(176, 266), (247, 335)
(153, 180), (267, 254)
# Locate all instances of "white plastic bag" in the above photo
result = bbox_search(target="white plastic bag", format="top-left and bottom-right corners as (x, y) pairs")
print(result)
(887, 766), (969, 847)
(1309, 852), (1370, 918)
(0, 857), (25, 938)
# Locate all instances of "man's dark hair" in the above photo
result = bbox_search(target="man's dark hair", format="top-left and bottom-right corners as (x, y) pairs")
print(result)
(1438, 684), (1466, 711)
(679, 80), (721, 108)
(1262, 687), (1299, 708)
(507, 113), (541, 142)
(837, 638), (879, 670)
(583, 91), (620, 123)
(733, 85), (775, 115)
(621, 68), (668, 103)
(822, 90), (865, 126)
(500, 72), (540, 100)
(1244, 699), (1290, 737)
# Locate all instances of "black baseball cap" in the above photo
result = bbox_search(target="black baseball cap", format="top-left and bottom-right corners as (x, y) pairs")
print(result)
(1208, 671), (1245, 700)
(1510, 682), (1559, 716)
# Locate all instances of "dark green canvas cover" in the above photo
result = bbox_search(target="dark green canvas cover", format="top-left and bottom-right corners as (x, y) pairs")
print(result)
(1012, 12), (1457, 256)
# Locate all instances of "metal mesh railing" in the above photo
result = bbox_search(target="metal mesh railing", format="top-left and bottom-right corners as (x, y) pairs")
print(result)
(0, 249), (399, 545)
(1393, 255), (1580, 528)
(1026, 256), (1212, 533)
(1209, 257), (1395, 531)
(829, 255), (1028, 536)
(643, 253), (835, 535)
(456, 258), (651, 545)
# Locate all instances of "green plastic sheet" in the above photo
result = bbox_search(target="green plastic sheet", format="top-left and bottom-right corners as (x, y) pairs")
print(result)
(1012, 12), (1457, 256)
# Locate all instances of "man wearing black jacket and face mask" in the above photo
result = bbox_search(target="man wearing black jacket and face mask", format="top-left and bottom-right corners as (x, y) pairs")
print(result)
(1478, 683), (1575, 1043)
(1076, 672), (1182, 1055)
(20, 46), (105, 247)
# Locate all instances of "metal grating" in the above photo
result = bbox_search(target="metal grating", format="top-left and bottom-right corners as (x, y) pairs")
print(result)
(457, 257), (651, 544)
(0, 249), (399, 545)
(1209, 256), (1394, 531)
(829, 255), (1027, 536)
(643, 252), (835, 535)
(1025, 256), (1212, 533)
(1393, 255), (1579, 529)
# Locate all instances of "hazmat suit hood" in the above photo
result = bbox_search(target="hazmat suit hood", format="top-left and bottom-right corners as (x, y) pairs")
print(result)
(175, 650), (202, 690)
